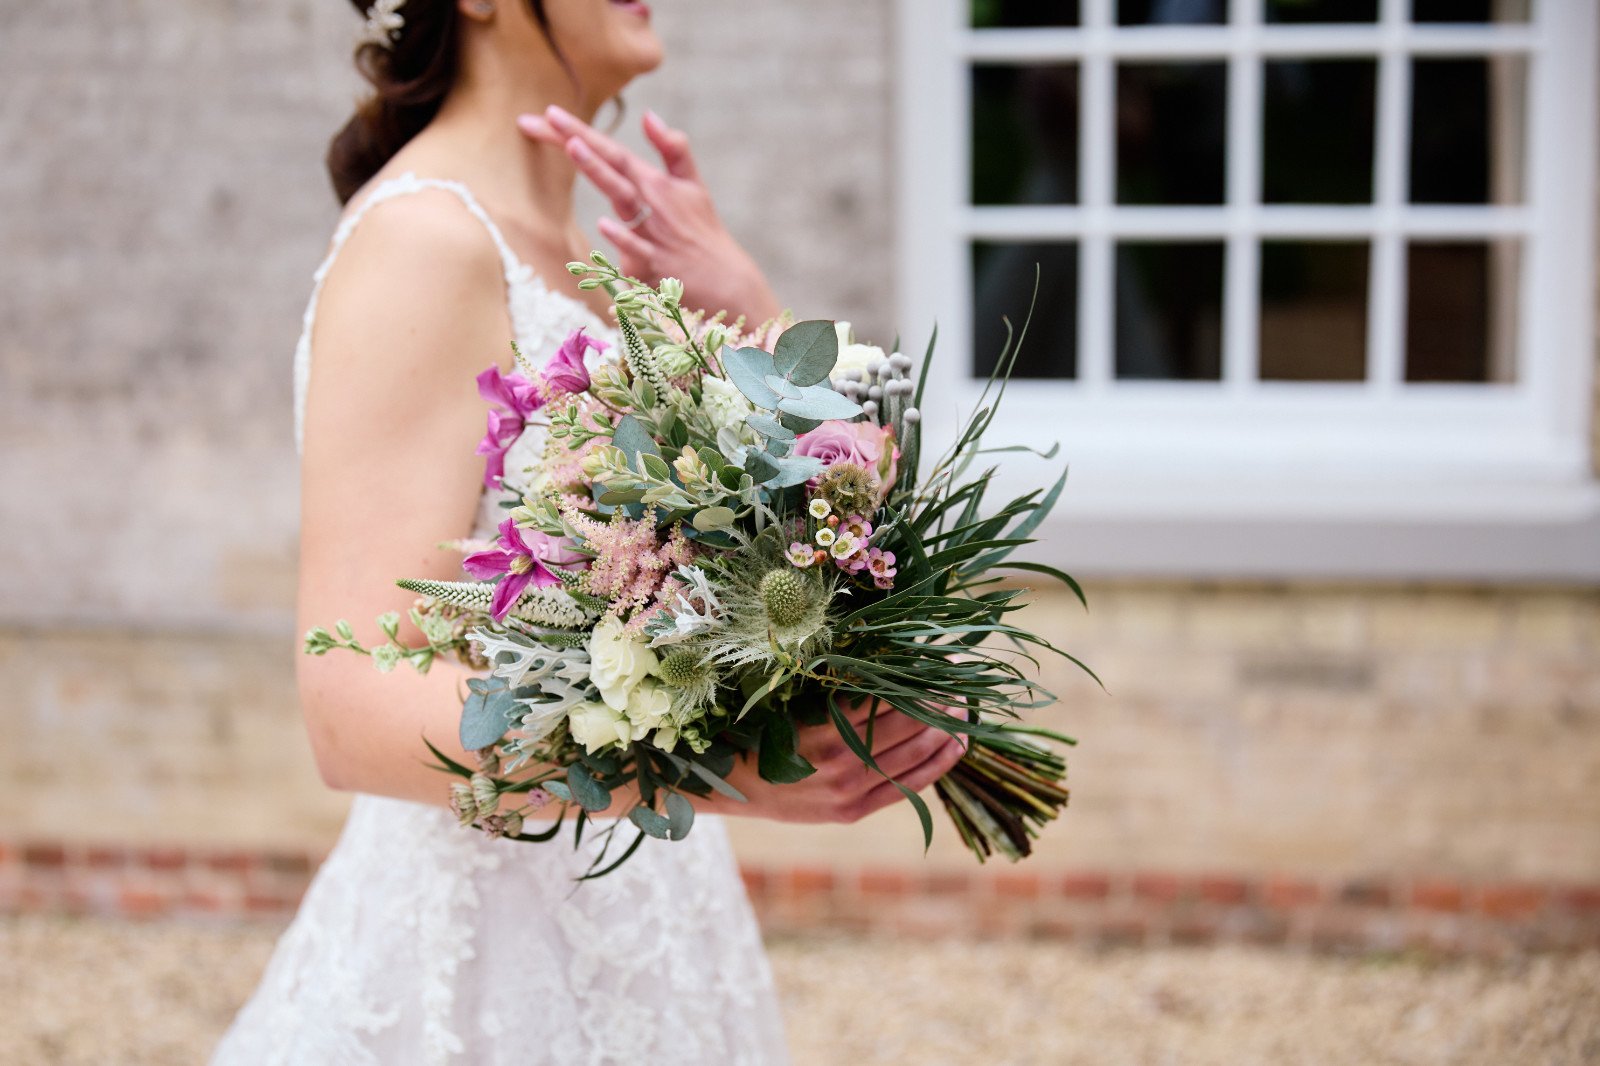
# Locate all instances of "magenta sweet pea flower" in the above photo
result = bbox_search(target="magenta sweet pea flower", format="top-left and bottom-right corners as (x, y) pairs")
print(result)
(462, 519), (585, 620)
(474, 366), (542, 488)
(539, 328), (608, 398)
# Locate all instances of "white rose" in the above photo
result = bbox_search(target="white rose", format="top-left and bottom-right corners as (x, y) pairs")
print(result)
(700, 374), (753, 432)
(567, 700), (632, 755)
(623, 679), (674, 739)
(831, 321), (885, 381)
(588, 616), (659, 711)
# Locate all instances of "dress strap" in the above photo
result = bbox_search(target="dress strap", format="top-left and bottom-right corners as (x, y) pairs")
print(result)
(293, 172), (527, 450)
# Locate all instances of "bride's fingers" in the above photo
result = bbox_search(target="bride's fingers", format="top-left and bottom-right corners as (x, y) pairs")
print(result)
(858, 735), (965, 813)
(642, 110), (701, 182)
(545, 104), (653, 184)
(596, 215), (654, 266)
(565, 137), (647, 223)
(871, 724), (957, 781)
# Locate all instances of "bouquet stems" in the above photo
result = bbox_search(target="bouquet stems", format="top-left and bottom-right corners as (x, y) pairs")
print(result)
(934, 729), (1072, 862)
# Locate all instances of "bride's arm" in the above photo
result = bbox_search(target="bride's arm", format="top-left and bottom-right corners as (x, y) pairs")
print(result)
(296, 190), (516, 805)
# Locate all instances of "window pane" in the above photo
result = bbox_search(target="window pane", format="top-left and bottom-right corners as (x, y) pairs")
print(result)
(1259, 241), (1369, 381)
(1412, 0), (1530, 23)
(1406, 241), (1520, 383)
(972, 0), (1080, 27)
(1116, 242), (1224, 380)
(1264, 0), (1377, 22)
(1262, 60), (1377, 204)
(973, 241), (1078, 380)
(1410, 57), (1527, 205)
(1118, 0), (1227, 25)
(972, 64), (1080, 206)
(1116, 62), (1227, 205)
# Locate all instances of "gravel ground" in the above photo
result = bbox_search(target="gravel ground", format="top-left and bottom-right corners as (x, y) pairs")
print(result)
(3, 916), (1597, 1065)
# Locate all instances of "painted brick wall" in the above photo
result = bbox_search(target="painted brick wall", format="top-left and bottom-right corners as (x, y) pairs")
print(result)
(0, 0), (895, 632)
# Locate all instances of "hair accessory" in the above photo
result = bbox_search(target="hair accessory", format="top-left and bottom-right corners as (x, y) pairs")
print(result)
(360, 0), (407, 50)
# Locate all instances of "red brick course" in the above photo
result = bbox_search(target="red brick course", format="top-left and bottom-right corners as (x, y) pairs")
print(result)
(4, 839), (1598, 956)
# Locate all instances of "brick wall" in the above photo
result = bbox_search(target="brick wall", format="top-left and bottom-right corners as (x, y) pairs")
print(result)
(6, 582), (1597, 953)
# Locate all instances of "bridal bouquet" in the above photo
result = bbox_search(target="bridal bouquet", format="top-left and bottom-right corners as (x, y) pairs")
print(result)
(307, 253), (1090, 878)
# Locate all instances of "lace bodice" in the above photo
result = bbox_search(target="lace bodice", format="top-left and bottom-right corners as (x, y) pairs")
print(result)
(216, 175), (787, 1065)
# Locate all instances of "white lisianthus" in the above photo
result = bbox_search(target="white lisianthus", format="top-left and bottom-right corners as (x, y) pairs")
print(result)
(623, 679), (674, 739)
(588, 616), (659, 711)
(832, 322), (886, 381)
(567, 700), (632, 755)
(652, 725), (680, 753)
(700, 374), (753, 432)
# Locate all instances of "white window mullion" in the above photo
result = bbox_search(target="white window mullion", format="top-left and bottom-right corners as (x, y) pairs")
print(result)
(1367, 0), (1411, 398)
(1078, 0), (1115, 393)
(1224, 0), (1261, 393)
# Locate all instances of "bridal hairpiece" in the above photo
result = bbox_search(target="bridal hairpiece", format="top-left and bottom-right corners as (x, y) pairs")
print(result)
(360, 0), (407, 50)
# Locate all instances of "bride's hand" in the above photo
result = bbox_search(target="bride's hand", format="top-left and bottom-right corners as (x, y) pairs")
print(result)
(710, 696), (969, 825)
(518, 106), (782, 323)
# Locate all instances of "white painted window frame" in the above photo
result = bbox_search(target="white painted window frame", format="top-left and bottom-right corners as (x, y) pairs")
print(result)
(896, 0), (1600, 580)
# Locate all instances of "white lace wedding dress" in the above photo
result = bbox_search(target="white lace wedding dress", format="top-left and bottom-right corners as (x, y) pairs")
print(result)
(212, 173), (789, 1066)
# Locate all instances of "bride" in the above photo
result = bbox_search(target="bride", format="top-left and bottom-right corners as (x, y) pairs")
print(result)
(213, 1), (965, 1063)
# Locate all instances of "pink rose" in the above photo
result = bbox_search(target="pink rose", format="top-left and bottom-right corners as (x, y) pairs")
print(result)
(794, 420), (899, 494)
(540, 328), (607, 398)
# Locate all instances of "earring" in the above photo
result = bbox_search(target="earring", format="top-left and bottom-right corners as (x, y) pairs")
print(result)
(470, 0), (493, 13)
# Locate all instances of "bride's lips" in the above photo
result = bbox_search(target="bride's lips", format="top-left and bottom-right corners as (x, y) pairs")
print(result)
(608, 0), (651, 17)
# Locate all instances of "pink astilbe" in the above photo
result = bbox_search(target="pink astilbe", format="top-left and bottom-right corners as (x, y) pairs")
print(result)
(559, 502), (697, 621)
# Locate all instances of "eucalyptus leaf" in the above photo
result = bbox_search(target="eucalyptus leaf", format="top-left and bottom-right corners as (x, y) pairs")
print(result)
(664, 791), (695, 840)
(772, 319), (839, 386)
(566, 766), (612, 812)
(777, 411), (824, 435)
(459, 684), (517, 750)
(764, 454), (823, 489)
(610, 414), (661, 470)
(542, 779), (573, 803)
(721, 346), (780, 408)
(763, 374), (803, 401)
(776, 384), (861, 421)
(746, 414), (795, 441)
(628, 804), (672, 839)
(742, 449), (781, 483)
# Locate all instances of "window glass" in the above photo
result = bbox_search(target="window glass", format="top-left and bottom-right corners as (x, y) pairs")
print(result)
(973, 241), (1079, 379)
(1264, 0), (1378, 23)
(1405, 241), (1520, 383)
(1263, 60), (1378, 204)
(1118, 0), (1227, 26)
(1412, 0), (1531, 23)
(972, 64), (1080, 206)
(1116, 62), (1228, 205)
(1115, 242), (1225, 380)
(1259, 241), (1370, 381)
(972, 0), (1080, 28)
(1410, 57), (1527, 205)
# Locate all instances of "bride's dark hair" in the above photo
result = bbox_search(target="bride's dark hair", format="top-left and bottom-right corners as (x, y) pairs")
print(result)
(327, 0), (559, 204)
